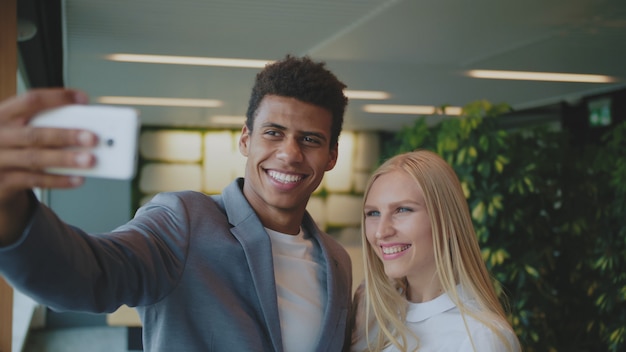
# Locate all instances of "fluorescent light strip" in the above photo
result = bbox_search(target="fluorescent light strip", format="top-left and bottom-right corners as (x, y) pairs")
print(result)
(107, 54), (393, 101)
(467, 69), (617, 83)
(442, 106), (463, 116)
(107, 54), (272, 68)
(363, 104), (462, 116)
(98, 96), (222, 108)
(210, 115), (247, 125)
(344, 90), (390, 100)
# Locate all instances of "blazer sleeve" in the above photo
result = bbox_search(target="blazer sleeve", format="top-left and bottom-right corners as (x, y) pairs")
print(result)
(0, 192), (194, 313)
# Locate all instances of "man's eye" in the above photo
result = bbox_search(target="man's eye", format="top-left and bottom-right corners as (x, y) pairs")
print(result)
(265, 130), (280, 137)
(303, 136), (321, 145)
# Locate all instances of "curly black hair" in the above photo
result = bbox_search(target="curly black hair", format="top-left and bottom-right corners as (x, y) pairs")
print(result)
(245, 55), (348, 147)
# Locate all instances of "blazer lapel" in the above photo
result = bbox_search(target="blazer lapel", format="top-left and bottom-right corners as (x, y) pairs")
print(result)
(302, 213), (350, 352)
(221, 179), (284, 352)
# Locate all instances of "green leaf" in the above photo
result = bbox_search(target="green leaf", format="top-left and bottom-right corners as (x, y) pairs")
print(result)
(495, 159), (504, 173)
(524, 265), (540, 278)
(472, 201), (486, 222)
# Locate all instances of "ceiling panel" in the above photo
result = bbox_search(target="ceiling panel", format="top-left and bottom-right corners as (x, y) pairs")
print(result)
(55, 0), (626, 131)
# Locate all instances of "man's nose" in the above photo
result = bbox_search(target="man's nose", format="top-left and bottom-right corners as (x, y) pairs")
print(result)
(277, 138), (304, 163)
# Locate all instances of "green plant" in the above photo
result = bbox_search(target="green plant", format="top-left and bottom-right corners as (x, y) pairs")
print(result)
(585, 121), (626, 351)
(383, 101), (626, 351)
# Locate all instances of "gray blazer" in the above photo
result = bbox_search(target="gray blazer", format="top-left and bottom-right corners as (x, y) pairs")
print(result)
(0, 178), (353, 351)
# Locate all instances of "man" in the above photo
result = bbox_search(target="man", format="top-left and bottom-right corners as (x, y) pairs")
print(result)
(0, 55), (353, 351)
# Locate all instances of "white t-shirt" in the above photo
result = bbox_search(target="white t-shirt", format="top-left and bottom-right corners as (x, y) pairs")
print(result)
(266, 227), (325, 352)
(352, 287), (520, 352)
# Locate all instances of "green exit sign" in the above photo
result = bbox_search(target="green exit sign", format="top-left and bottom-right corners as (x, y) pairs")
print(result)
(588, 97), (612, 127)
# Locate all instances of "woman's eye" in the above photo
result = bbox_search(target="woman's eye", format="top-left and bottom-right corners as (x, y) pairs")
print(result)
(365, 210), (380, 217)
(397, 207), (413, 213)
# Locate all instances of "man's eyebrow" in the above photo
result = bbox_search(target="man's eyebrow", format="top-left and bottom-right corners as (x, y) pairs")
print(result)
(260, 122), (329, 142)
(260, 122), (286, 130)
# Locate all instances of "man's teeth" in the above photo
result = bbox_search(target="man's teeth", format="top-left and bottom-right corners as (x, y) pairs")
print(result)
(382, 245), (411, 254)
(268, 170), (302, 183)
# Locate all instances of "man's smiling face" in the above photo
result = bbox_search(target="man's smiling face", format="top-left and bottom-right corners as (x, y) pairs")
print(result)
(239, 95), (337, 231)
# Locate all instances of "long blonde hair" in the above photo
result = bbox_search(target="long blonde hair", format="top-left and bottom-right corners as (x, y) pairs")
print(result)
(358, 150), (519, 351)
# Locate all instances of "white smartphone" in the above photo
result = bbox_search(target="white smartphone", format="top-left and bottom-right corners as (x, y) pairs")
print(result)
(30, 105), (140, 180)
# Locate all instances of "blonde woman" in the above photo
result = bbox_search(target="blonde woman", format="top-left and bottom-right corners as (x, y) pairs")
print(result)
(351, 150), (521, 352)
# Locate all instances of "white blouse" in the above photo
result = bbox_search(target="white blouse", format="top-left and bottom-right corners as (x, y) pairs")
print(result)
(351, 286), (520, 352)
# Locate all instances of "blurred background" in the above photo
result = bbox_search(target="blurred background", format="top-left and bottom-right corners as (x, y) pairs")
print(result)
(7, 0), (626, 351)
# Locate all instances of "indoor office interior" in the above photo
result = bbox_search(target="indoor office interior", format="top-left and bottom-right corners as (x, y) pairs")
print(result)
(2, 0), (626, 351)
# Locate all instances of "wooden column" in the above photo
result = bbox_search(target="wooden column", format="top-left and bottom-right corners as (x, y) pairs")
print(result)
(0, 0), (17, 350)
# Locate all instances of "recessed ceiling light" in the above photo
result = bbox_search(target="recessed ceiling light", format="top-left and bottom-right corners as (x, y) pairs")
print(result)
(106, 54), (272, 68)
(97, 96), (223, 107)
(466, 69), (618, 83)
(363, 104), (462, 116)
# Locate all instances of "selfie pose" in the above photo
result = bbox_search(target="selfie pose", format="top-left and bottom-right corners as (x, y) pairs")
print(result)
(0, 55), (352, 352)
(351, 150), (521, 352)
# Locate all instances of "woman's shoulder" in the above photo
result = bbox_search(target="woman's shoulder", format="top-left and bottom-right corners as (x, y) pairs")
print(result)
(461, 312), (521, 352)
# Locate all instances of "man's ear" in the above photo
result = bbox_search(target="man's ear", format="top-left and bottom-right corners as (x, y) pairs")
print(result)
(325, 143), (339, 171)
(238, 125), (250, 157)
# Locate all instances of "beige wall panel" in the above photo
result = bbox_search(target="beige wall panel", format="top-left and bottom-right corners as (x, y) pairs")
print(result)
(139, 163), (203, 193)
(353, 171), (372, 194)
(325, 194), (362, 227)
(230, 131), (247, 179)
(203, 131), (236, 193)
(324, 132), (355, 192)
(107, 305), (141, 327)
(140, 130), (203, 162)
(353, 132), (380, 171)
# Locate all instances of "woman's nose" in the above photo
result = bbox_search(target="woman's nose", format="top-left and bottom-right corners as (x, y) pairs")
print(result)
(375, 215), (395, 239)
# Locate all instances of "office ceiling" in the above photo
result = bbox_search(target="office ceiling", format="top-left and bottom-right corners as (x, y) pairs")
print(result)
(19, 0), (626, 131)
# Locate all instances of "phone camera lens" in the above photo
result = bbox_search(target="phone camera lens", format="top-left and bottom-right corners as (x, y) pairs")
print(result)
(106, 138), (115, 147)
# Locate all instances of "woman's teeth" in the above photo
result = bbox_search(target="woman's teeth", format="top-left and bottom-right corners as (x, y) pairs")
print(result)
(382, 245), (411, 254)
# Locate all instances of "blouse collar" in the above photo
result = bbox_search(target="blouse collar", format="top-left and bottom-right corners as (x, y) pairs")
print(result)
(405, 291), (456, 323)
(405, 285), (469, 323)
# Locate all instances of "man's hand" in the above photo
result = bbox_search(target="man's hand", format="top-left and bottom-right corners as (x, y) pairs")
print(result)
(0, 88), (98, 245)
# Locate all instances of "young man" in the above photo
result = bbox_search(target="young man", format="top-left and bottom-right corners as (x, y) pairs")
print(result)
(0, 55), (353, 351)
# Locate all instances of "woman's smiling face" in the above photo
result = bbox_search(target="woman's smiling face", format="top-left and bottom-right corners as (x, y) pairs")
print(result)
(364, 170), (436, 282)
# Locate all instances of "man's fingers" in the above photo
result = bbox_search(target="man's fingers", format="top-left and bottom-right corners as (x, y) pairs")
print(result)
(0, 149), (96, 172)
(0, 126), (98, 148)
(0, 88), (89, 126)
